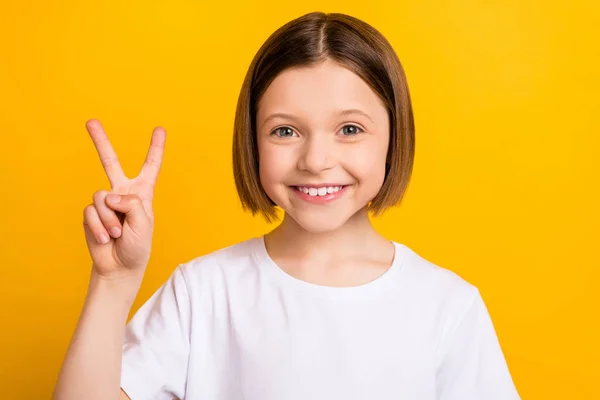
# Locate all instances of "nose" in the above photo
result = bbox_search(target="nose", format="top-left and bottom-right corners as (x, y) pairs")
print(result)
(296, 134), (336, 174)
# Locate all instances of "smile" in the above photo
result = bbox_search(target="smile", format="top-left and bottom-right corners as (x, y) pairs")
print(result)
(290, 185), (350, 203)
(295, 185), (344, 196)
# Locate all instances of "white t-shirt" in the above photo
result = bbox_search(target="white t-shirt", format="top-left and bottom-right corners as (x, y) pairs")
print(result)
(121, 236), (520, 399)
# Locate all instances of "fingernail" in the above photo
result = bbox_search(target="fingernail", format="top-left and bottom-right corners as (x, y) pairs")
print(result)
(110, 227), (121, 237)
(98, 234), (109, 244)
(107, 194), (121, 203)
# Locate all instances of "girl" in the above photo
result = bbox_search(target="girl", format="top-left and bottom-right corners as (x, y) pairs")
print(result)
(53, 11), (520, 400)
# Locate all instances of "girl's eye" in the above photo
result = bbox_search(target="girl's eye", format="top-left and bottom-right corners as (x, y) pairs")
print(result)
(340, 124), (364, 136)
(271, 127), (298, 138)
(271, 125), (363, 138)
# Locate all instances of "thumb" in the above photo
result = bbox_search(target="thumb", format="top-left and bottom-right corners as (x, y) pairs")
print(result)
(105, 193), (150, 228)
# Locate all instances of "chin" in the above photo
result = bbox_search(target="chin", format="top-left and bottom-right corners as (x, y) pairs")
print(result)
(284, 207), (358, 234)
(291, 215), (348, 234)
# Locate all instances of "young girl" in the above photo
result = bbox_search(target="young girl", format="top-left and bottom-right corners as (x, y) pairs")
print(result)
(54, 11), (520, 400)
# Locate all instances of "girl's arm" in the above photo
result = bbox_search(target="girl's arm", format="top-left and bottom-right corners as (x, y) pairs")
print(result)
(53, 119), (166, 399)
(52, 269), (140, 400)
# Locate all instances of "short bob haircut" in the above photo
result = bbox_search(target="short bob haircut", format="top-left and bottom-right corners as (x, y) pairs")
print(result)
(233, 11), (415, 223)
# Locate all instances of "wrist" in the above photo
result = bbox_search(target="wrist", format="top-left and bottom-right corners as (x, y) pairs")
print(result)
(88, 268), (143, 308)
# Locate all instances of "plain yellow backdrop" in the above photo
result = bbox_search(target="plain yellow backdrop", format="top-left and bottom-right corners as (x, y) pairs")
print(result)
(1, 1), (598, 398)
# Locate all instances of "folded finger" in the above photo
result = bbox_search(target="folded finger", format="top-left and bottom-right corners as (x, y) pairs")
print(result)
(93, 190), (123, 238)
(83, 204), (110, 245)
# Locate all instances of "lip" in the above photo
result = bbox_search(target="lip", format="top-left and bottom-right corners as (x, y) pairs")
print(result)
(290, 184), (350, 204)
(290, 183), (349, 188)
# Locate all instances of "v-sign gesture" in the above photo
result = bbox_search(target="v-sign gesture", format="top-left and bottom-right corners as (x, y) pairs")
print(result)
(82, 119), (166, 282)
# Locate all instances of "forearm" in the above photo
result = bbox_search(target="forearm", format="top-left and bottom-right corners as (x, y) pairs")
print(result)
(53, 269), (141, 400)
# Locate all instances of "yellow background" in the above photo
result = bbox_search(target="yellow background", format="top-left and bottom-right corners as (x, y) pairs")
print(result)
(1, 1), (598, 398)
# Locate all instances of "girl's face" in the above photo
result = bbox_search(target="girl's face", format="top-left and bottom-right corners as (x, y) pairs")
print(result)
(256, 59), (390, 233)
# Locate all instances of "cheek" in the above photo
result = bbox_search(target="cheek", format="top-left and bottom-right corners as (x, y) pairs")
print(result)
(345, 142), (388, 185)
(258, 142), (294, 186)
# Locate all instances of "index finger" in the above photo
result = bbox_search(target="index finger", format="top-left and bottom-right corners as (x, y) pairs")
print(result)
(138, 126), (166, 187)
(86, 119), (127, 188)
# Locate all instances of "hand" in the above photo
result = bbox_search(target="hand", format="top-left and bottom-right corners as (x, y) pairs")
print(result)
(82, 119), (166, 282)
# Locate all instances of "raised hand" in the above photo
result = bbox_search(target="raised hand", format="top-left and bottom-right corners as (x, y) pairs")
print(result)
(82, 119), (166, 281)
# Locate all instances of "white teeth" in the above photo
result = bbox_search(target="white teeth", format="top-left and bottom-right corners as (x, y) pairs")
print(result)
(297, 186), (344, 197)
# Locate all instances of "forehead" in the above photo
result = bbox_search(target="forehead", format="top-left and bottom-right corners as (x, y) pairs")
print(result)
(256, 60), (387, 125)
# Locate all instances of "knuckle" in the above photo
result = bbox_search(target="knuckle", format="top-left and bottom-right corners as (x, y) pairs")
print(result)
(145, 155), (160, 168)
(129, 194), (142, 203)
(100, 156), (120, 168)
(83, 204), (95, 218)
(93, 189), (109, 203)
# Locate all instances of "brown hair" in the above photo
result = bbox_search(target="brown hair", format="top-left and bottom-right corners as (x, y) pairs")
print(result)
(232, 11), (415, 222)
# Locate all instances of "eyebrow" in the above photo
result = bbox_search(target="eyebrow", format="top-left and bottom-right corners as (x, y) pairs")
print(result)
(262, 108), (375, 125)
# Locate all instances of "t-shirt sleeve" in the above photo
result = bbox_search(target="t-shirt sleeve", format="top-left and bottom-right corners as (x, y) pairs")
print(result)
(120, 265), (191, 400)
(436, 289), (521, 400)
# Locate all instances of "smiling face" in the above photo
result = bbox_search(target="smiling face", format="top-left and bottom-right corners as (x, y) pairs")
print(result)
(255, 59), (391, 233)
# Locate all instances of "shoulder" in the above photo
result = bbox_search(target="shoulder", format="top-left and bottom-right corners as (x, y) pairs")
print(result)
(175, 237), (260, 288)
(395, 242), (480, 311)
(394, 243), (488, 360)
